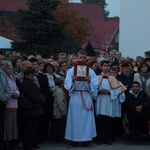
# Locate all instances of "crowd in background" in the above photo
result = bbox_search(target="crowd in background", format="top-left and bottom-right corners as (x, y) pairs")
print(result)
(0, 49), (150, 150)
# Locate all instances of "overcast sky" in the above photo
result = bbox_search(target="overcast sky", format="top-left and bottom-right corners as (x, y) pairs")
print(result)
(70, 0), (120, 17)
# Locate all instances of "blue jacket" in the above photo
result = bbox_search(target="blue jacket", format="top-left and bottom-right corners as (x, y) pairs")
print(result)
(0, 69), (11, 104)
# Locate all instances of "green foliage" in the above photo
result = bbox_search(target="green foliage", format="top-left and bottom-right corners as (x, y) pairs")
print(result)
(81, 0), (110, 17)
(12, 0), (67, 56)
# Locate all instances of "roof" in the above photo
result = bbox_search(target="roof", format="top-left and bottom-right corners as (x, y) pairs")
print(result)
(81, 20), (119, 50)
(84, 42), (96, 56)
(69, 3), (119, 50)
(91, 20), (119, 47)
(0, 12), (21, 41)
(4, 11), (21, 27)
(0, 0), (26, 42)
(69, 3), (104, 21)
(0, 0), (27, 12)
(105, 17), (119, 21)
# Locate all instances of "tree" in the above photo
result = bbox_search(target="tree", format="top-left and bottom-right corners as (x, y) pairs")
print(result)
(12, 0), (66, 56)
(53, 0), (89, 45)
(81, 0), (110, 17)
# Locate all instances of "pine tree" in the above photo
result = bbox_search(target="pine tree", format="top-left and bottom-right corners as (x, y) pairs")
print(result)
(12, 0), (66, 56)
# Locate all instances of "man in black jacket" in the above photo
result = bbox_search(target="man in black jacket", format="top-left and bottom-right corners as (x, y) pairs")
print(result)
(117, 61), (135, 92)
(126, 81), (150, 134)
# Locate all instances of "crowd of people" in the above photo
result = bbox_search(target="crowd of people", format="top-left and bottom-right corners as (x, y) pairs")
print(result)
(0, 49), (150, 150)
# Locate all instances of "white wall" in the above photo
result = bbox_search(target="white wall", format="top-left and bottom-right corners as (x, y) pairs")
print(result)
(119, 0), (150, 59)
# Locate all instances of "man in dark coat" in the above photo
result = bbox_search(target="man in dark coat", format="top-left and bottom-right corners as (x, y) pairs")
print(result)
(126, 81), (150, 134)
(117, 61), (135, 92)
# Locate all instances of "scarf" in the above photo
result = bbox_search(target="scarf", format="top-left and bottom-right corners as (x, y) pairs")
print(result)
(139, 72), (150, 91)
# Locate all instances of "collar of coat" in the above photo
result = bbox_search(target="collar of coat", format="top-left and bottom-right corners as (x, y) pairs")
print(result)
(129, 89), (142, 97)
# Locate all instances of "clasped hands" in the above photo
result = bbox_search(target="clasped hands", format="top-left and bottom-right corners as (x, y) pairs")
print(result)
(11, 93), (19, 99)
(98, 89), (110, 95)
(135, 105), (143, 112)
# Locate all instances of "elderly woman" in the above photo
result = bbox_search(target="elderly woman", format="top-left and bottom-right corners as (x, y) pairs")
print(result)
(12, 56), (23, 76)
(1, 61), (20, 150)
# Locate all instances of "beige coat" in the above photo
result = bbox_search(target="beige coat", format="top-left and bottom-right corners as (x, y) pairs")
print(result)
(52, 86), (67, 119)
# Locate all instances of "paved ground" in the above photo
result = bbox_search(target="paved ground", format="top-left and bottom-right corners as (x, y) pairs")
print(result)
(15, 139), (150, 150)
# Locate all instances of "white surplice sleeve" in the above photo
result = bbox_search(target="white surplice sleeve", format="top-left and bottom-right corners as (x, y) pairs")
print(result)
(109, 88), (119, 101)
(87, 69), (99, 99)
(88, 68), (99, 92)
(64, 67), (75, 94)
(118, 92), (125, 103)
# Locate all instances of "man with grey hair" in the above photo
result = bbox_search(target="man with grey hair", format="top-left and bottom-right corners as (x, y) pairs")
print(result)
(109, 50), (118, 63)
(116, 51), (122, 61)
(0, 61), (11, 150)
(58, 52), (67, 63)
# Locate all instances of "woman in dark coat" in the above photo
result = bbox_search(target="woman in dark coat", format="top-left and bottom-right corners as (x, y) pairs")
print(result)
(21, 67), (45, 150)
